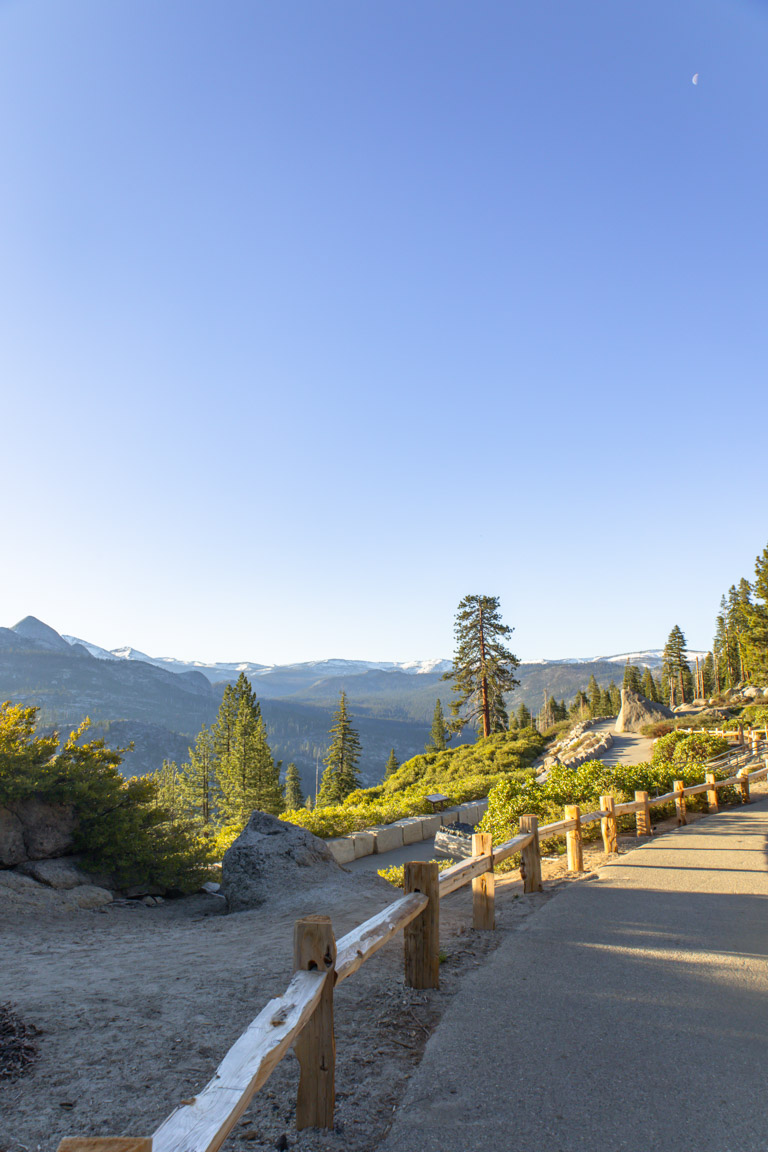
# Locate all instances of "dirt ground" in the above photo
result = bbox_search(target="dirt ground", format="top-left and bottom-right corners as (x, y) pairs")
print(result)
(1, 786), (761, 1152)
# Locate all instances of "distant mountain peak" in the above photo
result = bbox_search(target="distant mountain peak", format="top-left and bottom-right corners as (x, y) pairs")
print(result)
(12, 616), (71, 652)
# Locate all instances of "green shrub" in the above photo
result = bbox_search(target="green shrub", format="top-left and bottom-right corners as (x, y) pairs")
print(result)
(478, 732), (740, 864)
(640, 720), (674, 738)
(282, 728), (545, 839)
(0, 702), (214, 891)
(651, 731), (728, 768)
(377, 859), (453, 888)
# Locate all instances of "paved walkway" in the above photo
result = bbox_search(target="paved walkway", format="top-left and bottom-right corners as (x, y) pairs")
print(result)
(380, 799), (768, 1152)
(590, 716), (655, 766)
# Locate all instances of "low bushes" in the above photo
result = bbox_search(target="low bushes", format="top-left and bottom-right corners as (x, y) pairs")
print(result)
(0, 702), (214, 891)
(281, 727), (545, 840)
(377, 859), (453, 888)
(479, 729), (734, 859)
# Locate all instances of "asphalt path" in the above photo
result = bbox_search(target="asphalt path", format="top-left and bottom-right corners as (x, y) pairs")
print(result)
(591, 716), (655, 766)
(379, 798), (768, 1152)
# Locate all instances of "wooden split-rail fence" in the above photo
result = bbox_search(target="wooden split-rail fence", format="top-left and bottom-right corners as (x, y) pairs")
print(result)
(58, 740), (768, 1152)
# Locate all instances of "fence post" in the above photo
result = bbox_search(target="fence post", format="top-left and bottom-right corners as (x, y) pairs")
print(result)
(600, 795), (618, 854)
(404, 861), (440, 989)
(471, 833), (495, 930)
(564, 804), (583, 872)
(519, 815), (542, 892)
(737, 767), (751, 804)
(705, 771), (719, 813)
(674, 779), (687, 826)
(294, 915), (337, 1130)
(635, 790), (652, 837)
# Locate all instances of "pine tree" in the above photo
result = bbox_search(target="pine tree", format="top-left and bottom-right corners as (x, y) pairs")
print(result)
(663, 625), (689, 707)
(317, 692), (362, 805)
(713, 597), (733, 689)
(601, 687), (613, 715)
(212, 673), (261, 765)
(218, 698), (283, 823)
(180, 724), (216, 823)
(284, 762), (304, 811)
(570, 690), (589, 719)
(702, 652), (715, 696)
(516, 701), (532, 729)
(587, 674), (602, 717)
(640, 667), (657, 703)
(212, 683), (238, 765)
(151, 760), (184, 817)
(623, 663), (642, 693)
(425, 698), (448, 752)
(609, 681), (621, 713)
(384, 748), (400, 777)
(443, 594), (520, 738)
(743, 544), (768, 683)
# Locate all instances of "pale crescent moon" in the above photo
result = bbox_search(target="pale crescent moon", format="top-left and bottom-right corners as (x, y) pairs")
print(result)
(692, 73), (699, 85)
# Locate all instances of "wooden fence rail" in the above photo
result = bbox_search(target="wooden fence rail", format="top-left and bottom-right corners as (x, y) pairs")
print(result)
(58, 740), (768, 1152)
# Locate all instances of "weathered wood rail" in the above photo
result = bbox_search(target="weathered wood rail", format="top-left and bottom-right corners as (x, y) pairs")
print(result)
(58, 740), (768, 1152)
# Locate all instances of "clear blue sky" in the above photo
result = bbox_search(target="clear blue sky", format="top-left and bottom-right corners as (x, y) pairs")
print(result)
(2, 0), (766, 664)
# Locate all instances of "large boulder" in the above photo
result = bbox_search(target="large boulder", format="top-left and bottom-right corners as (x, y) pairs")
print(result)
(0, 807), (26, 867)
(222, 811), (343, 912)
(16, 857), (104, 890)
(615, 688), (673, 734)
(11, 799), (77, 860)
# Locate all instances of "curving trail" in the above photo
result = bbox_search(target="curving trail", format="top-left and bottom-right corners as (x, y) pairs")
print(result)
(379, 796), (768, 1152)
(590, 716), (655, 766)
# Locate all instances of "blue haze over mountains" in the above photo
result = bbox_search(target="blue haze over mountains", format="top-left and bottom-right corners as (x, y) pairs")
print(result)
(0, 617), (676, 794)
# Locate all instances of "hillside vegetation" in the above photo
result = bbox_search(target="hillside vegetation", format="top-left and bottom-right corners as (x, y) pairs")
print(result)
(0, 702), (212, 890)
(282, 726), (545, 838)
(479, 730), (730, 856)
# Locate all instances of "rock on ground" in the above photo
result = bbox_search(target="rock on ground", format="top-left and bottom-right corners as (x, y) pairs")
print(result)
(615, 688), (673, 734)
(0, 870), (113, 912)
(222, 811), (347, 912)
(0, 799), (77, 866)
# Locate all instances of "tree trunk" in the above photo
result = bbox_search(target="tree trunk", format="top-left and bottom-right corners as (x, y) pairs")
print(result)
(478, 606), (490, 738)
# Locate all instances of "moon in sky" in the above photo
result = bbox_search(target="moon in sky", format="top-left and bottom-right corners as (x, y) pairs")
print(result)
(692, 73), (699, 85)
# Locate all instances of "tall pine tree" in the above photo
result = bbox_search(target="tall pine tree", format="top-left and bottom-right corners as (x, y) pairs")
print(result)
(215, 675), (283, 824)
(587, 674), (602, 716)
(318, 692), (363, 805)
(609, 681), (621, 713)
(744, 543), (768, 683)
(663, 625), (689, 707)
(702, 652), (715, 696)
(180, 724), (216, 824)
(640, 666), (658, 703)
(443, 595), (520, 738)
(284, 762), (304, 811)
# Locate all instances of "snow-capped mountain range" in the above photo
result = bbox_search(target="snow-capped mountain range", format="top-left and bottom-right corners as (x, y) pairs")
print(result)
(61, 636), (453, 682)
(60, 634), (706, 682)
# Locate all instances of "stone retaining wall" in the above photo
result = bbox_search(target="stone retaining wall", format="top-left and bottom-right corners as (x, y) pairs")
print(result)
(326, 799), (489, 864)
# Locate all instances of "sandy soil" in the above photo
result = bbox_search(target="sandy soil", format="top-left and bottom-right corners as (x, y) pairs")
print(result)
(0, 864), (567, 1152)
(2, 784), (760, 1152)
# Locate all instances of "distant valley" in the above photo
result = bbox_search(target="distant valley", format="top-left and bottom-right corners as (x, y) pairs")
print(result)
(0, 616), (688, 796)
